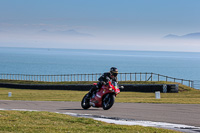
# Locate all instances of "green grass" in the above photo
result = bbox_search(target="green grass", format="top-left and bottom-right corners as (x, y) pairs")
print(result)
(0, 79), (185, 86)
(0, 85), (200, 104)
(0, 80), (200, 103)
(0, 110), (180, 133)
(0, 88), (85, 101)
(0, 79), (193, 91)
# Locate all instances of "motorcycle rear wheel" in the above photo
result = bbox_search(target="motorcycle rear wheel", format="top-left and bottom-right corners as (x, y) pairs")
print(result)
(81, 93), (91, 109)
(102, 94), (115, 110)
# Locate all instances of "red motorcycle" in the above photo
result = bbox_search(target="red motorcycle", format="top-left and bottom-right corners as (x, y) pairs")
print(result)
(81, 81), (123, 110)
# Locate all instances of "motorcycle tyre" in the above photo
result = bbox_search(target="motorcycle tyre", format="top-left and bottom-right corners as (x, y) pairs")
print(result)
(81, 93), (91, 109)
(102, 94), (115, 110)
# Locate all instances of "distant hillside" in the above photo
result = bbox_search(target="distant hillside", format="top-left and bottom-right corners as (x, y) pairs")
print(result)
(38, 29), (93, 37)
(164, 32), (200, 39)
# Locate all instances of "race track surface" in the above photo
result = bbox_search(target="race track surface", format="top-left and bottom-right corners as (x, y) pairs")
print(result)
(0, 100), (200, 127)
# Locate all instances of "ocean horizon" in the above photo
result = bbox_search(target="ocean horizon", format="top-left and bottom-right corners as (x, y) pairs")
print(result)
(1, 47), (200, 82)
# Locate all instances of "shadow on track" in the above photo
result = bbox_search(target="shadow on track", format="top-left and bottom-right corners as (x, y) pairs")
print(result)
(59, 108), (99, 111)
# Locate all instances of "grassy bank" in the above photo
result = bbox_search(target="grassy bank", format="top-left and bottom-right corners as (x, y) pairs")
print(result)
(0, 110), (180, 133)
(0, 79), (97, 85)
(0, 80), (199, 103)
(0, 79), (184, 86)
(0, 79), (193, 91)
(0, 86), (200, 104)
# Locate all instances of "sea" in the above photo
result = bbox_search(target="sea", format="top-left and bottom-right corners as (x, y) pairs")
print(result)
(0, 47), (200, 82)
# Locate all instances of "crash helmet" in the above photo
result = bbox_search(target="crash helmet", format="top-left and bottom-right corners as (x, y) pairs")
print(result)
(110, 67), (118, 77)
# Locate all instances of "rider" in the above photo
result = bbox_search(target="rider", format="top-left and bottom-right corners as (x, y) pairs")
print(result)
(88, 67), (118, 97)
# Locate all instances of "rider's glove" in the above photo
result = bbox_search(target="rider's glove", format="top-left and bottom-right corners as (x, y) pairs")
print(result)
(102, 81), (106, 85)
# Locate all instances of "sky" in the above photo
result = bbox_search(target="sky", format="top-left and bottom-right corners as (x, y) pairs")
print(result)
(0, 0), (200, 52)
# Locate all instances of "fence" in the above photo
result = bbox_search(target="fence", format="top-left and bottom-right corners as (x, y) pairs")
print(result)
(193, 80), (200, 89)
(0, 72), (196, 88)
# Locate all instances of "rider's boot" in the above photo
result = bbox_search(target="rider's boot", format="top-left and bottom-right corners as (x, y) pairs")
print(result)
(88, 85), (98, 98)
(88, 90), (93, 98)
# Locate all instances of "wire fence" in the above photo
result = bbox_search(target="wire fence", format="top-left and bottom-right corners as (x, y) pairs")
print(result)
(0, 72), (198, 89)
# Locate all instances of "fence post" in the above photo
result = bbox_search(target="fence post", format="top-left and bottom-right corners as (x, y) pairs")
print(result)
(151, 73), (153, 81)
(189, 80), (190, 87)
(130, 73), (132, 81)
(140, 72), (142, 81)
(145, 73), (147, 81)
(191, 81), (194, 88)
(135, 73), (137, 81)
(158, 74), (160, 81)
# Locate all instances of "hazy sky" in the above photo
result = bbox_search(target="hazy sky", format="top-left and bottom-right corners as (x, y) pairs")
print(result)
(0, 0), (200, 52)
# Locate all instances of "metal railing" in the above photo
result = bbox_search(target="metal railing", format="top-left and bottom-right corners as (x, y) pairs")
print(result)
(0, 72), (196, 88)
(193, 80), (200, 89)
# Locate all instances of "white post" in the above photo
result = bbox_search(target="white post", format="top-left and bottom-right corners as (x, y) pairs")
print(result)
(8, 92), (12, 97)
(155, 91), (160, 99)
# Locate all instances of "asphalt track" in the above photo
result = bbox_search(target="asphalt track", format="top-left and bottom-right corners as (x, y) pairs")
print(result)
(1, 100), (200, 127)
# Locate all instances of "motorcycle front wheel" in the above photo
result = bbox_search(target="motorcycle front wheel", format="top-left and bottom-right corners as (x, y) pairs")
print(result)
(102, 94), (115, 110)
(81, 93), (91, 109)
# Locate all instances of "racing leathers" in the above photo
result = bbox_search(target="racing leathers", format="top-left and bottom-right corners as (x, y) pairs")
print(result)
(88, 72), (118, 97)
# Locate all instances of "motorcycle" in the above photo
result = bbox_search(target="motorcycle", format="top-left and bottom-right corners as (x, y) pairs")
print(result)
(81, 81), (123, 110)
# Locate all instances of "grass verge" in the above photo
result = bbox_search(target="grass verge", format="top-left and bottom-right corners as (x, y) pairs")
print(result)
(0, 80), (199, 104)
(0, 110), (180, 133)
(0, 86), (200, 104)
